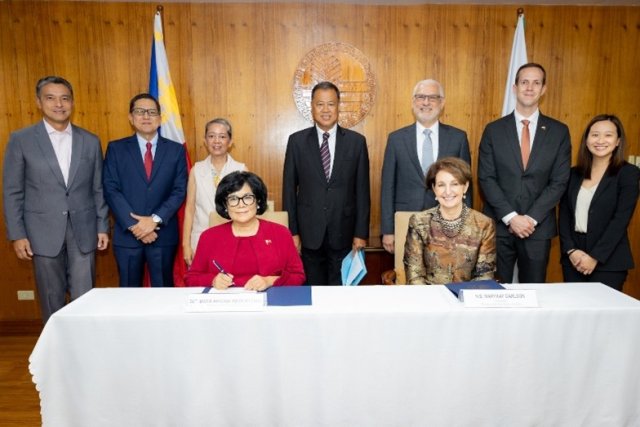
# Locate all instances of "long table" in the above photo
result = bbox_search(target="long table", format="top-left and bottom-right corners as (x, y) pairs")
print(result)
(30, 284), (640, 426)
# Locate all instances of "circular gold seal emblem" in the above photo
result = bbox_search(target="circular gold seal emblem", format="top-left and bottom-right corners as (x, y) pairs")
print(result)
(293, 42), (376, 129)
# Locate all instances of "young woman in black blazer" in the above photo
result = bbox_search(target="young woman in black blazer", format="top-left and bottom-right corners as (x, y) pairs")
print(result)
(559, 114), (640, 291)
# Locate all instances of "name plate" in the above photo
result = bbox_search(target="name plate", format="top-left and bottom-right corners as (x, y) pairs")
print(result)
(460, 289), (539, 308)
(185, 291), (266, 312)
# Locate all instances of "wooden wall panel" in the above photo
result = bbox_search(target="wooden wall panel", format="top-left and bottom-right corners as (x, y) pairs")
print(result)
(1, 1), (639, 321)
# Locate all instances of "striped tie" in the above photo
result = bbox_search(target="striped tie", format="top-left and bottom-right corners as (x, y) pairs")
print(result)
(320, 132), (331, 181)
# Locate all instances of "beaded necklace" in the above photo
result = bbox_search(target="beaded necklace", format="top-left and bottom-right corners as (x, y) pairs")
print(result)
(432, 204), (468, 238)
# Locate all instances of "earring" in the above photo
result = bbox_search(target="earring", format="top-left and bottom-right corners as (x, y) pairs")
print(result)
(463, 193), (466, 199)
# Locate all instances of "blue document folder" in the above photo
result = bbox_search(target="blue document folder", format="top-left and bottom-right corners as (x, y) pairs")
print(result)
(445, 280), (504, 298)
(266, 286), (312, 306)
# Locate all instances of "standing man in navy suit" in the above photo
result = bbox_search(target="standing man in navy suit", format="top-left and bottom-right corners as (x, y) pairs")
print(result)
(380, 79), (471, 253)
(478, 63), (571, 283)
(283, 81), (370, 286)
(103, 93), (187, 287)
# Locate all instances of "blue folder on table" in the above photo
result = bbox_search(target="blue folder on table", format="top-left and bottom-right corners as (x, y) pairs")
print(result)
(445, 280), (504, 298)
(266, 286), (312, 306)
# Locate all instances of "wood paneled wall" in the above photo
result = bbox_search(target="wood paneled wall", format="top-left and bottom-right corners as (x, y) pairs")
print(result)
(1, 1), (639, 320)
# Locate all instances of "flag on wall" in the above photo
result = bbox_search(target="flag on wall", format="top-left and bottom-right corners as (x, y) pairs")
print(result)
(501, 13), (528, 117)
(149, 10), (191, 286)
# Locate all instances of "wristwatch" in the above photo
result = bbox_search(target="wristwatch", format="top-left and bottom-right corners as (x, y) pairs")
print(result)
(151, 214), (163, 225)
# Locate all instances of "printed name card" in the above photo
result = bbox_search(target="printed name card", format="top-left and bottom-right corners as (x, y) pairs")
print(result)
(185, 291), (266, 312)
(460, 289), (539, 308)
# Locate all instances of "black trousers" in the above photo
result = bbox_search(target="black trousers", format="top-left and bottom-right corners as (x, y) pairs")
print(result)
(301, 232), (350, 286)
(496, 235), (550, 283)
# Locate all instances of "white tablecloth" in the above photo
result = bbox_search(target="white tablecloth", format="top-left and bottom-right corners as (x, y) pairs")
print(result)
(29, 284), (640, 427)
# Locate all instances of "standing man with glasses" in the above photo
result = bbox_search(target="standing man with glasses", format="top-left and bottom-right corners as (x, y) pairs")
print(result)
(478, 63), (571, 283)
(103, 93), (187, 287)
(381, 79), (471, 253)
(3, 76), (109, 323)
(283, 81), (370, 286)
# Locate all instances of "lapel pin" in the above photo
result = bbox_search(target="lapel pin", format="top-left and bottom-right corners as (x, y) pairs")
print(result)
(265, 239), (272, 245)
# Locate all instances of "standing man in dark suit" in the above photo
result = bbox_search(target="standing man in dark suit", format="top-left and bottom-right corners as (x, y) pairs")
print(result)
(283, 81), (370, 286)
(380, 79), (471, 253)
(103, 93), (187, 287)
(478, 63), (571, 283)
(3, 76), (109, 323)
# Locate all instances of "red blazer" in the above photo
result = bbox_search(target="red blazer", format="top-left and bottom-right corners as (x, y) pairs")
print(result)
(185, 219), (305, 286)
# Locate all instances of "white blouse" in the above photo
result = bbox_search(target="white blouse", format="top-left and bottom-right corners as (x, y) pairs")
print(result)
(574, 184), (598, 233)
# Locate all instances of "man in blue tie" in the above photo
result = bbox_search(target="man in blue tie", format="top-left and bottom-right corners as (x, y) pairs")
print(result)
(380, 79), (472, 253)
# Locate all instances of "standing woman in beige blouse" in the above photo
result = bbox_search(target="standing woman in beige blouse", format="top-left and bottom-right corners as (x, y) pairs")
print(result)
(559, 114), (640, 291)
(182, 118), (247, 266)
(404, 157), (496, 284)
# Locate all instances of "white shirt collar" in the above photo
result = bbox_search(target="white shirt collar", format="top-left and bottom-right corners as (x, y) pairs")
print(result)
(43, 119), (72, 135)
(514, 108), (540, 125)
(416, 121), (439, 136)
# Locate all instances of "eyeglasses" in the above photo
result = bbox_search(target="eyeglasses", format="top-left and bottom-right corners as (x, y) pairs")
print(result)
(226, 194), (256, 207)
(131, 108), (160, 117)
(414, 94), (443, 103)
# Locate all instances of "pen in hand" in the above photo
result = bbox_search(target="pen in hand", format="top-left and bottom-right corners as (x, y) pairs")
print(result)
(212, 260), (235, 287)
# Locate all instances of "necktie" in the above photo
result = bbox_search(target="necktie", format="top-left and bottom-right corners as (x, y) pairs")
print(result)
(144, 142), (153, 179)
(421, 129), (433, 175)
(320, 132), (331, 181)
(521, 120), (531, 169)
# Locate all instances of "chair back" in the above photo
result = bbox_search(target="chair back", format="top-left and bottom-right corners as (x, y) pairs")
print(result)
(394, 211), (418, 284)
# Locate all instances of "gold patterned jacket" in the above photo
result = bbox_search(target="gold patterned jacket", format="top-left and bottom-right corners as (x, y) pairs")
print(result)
(404, 207), (496, 285)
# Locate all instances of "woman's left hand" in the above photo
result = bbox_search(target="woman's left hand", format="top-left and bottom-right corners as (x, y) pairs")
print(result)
(244, 275), (276, 291)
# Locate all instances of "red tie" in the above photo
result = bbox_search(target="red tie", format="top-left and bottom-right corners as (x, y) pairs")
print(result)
(521, 120), (531, 169)
(144, 142), (153, 179)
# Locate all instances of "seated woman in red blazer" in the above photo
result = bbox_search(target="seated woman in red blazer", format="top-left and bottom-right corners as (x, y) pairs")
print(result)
(185, 171), (305, 290)
(559, 114), (640, 291)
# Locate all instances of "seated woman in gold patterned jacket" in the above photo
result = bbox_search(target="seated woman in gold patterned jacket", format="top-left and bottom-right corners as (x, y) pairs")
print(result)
(404, 157), (496, 284)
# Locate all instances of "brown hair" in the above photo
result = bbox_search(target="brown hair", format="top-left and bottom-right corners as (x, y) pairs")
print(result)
(426, 157), (472, 189)
(515, 63), (547, 85)
(576, 114), (626, 179)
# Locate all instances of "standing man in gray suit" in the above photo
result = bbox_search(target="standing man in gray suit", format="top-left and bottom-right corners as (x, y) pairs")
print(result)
(3, 76), (109, 323)
(478, 63), (571, 283)
(381, 79), (471, 253)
